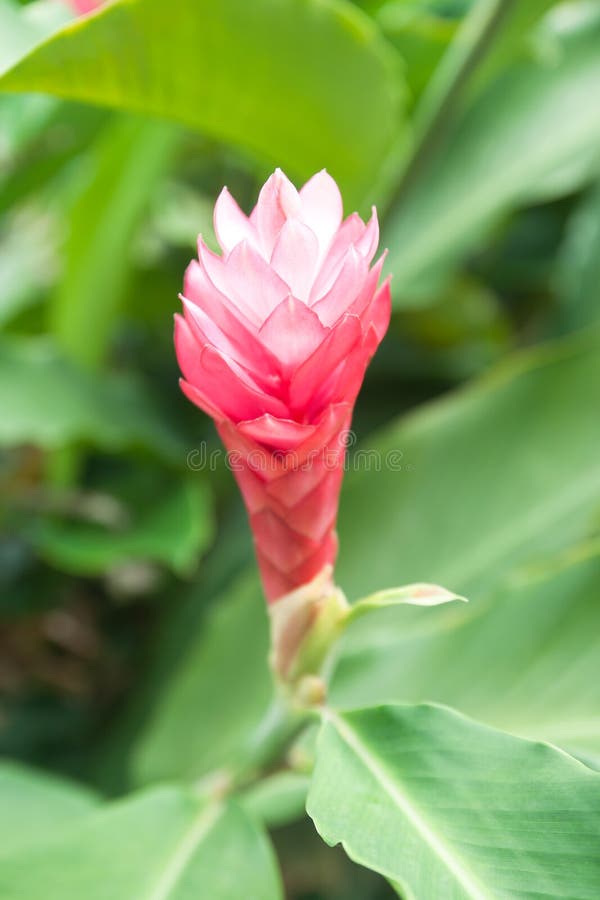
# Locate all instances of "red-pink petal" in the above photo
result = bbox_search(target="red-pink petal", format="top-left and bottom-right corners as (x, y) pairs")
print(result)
(226, 241), (290, 324)
(181, 297), (282, 395)
(311, 247), (368, 325)
(280, 464), (344, 541)
(175, 316), (289, 422)
(299, 169), (343, 254)
(289, 315), (362, 414)
(365, 276), (392, 342)
(252, 168), (301, 257)
(266, 454), (336, 506)
(237, 415), (316, 450)
(213, 187), (259, 254)
(196, 241), (260, 326)
(251, 509), (323, 573)
(184, 262), (268, 356)
(259, 296), (328, 371)
(355, 207), (379, 264)
(348, 255), (386, 321)
(179, 378), (223, 420)
(310, 215), (369, 303)
(70, 0), (102, 13)
(270, 219), (319, 302)
(200, 345), (290, 421)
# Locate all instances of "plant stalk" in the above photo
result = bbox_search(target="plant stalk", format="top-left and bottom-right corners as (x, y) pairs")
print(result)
(387, 0), (517, 213)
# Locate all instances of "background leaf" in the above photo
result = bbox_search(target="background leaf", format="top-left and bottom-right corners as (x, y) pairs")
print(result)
(308, 703), (600, 898)
(30, 475), (213, 577)
(50, 114), (179, 368)
(557, 177), (600, 331)
(384, 8), (600, 299)
(0, 761), (98, 858)
(0, 0), (406, 208)
(0, 337), (184, 459)
(241, 771), (310, 829)
(0, 786), (283, 899)
(130, 570), (274, 785)
(332, 550), (600, 761)
(338, 326), (600, 602)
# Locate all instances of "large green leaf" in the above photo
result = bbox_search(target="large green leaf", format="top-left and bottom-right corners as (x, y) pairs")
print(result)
(0, 0), (405, 208)
(0, 0), (67, 73)
(0, 762), (98, 859)
(385, 10), (600, 298)
(308, 703), (600, 899)
(337, 326), (600, 602)
(0, 337), (183, 460)
(131, 569), (275, 785)
(369, 3), (458, 104)
(557, 178), (600, 330)
(329, 326), (600, 755)
(51, 114), (178, 368)
(332, 550), (600, 759)
(0, 786), (282, 899)
(0, 1), (64, 168)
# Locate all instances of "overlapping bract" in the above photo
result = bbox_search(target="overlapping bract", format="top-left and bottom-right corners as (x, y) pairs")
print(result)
(175, 169), (390, 602)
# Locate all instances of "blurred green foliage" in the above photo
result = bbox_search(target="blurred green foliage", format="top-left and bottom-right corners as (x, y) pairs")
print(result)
(0, 0), (599, 896)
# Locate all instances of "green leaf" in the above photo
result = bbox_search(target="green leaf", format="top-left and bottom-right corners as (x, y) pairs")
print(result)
(0, 0), (67, 73)
(51, 114), (179, 368)
(329, 327), (600, 755)
(337, 326), (600, 603)
(347, 583), (466, 622)
(373, 3), (458, 104)
(0, 0), (405, 208)
(308, 703), (600, 899)
(0, 761), (98, 859)
(131, 570), (274, 785)
(241, 771), (310, 829)
(557, 178), (600, 330)
(31, 476), (213, 577)
(0, 0), (64, 166)
(0, 337), (183, 460)
(332, 549), (600, 760)
(385, 11), (600, 299)
(0, 206), (57, 327)
(0, 786), (282, 899)
(453, 0), (558, 104)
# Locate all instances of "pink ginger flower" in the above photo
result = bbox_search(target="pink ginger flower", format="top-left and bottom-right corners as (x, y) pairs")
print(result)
(175, 169), (391, 605)
(69, 0), (102, 14)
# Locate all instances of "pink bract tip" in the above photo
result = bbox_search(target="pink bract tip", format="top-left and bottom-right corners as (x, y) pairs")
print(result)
(69, 0), (102, 14)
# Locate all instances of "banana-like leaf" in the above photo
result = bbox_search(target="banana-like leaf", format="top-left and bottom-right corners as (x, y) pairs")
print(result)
(0, 762), (98, 859)
(332, 550), (600, 761)
(0, 0), (405, 208)
(385, 11), (600, 299)
(308, 703), (600, 898)
(0, 786), (282, 899)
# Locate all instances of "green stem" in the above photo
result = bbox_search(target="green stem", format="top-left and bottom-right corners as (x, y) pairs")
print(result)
(387, 0), (517, 212)
(235, 694), (310, 786)
(45, 444), (82, 488)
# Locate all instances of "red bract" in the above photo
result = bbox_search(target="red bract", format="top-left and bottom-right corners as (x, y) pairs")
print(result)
(175, 169), (391, 603)
(69, 0), (101, 14)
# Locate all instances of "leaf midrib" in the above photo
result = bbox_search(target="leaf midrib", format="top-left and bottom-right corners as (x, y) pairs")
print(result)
(326, 709), (490, 900)
(146, 801), (223, 900)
